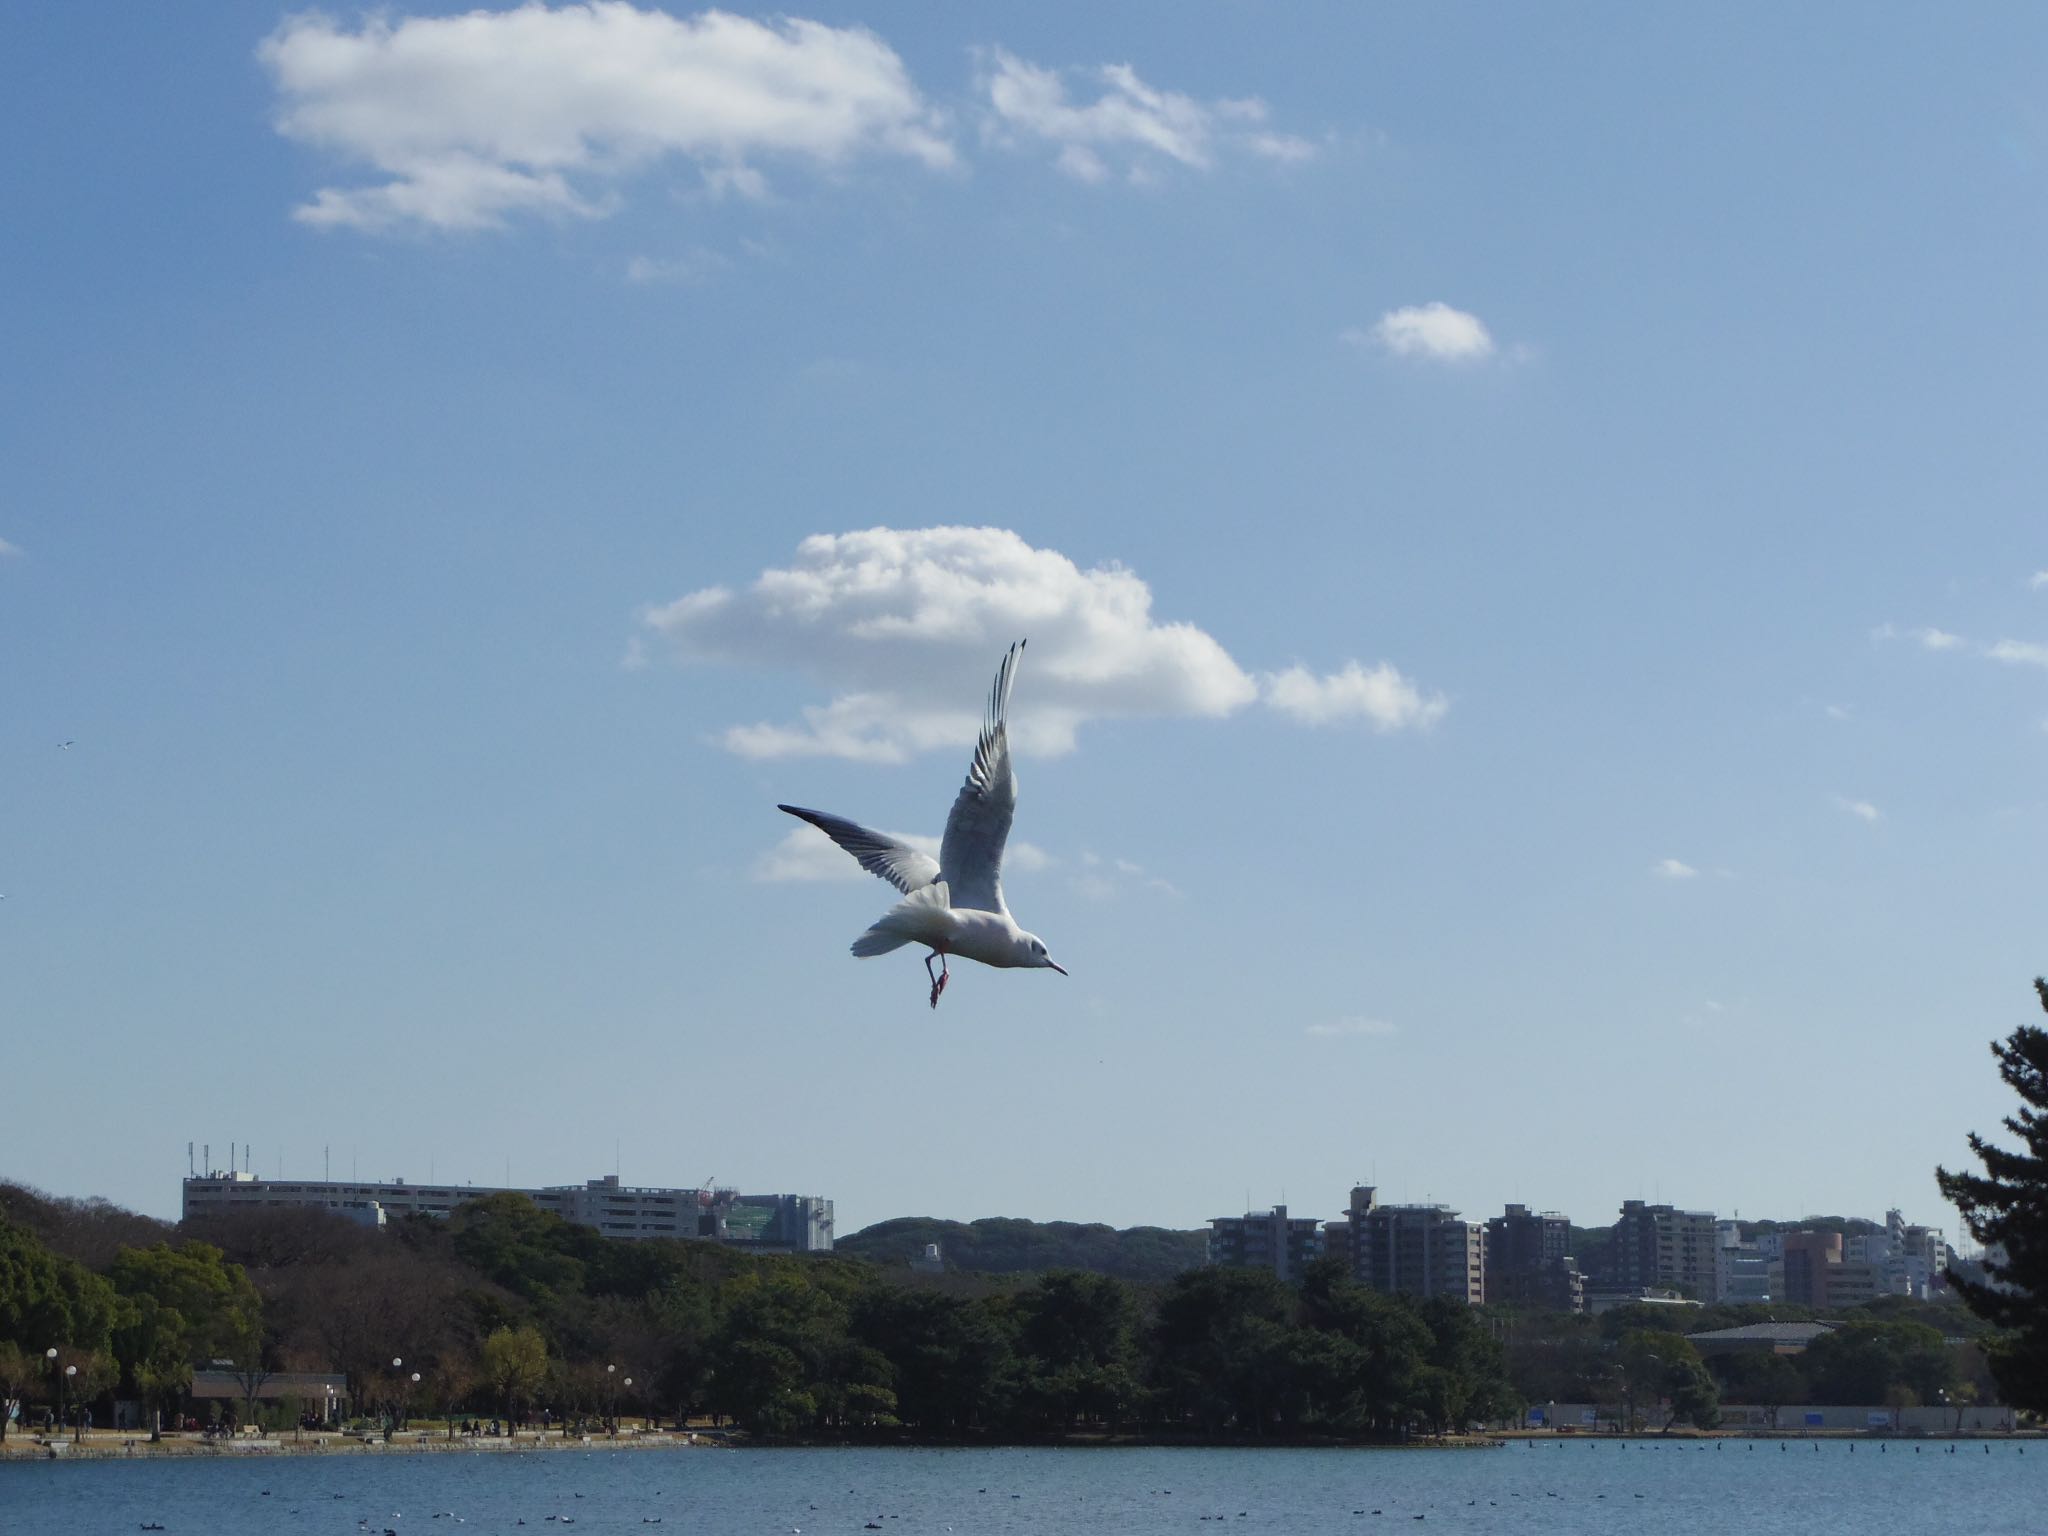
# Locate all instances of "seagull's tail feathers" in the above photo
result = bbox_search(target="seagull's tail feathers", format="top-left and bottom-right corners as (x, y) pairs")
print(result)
(850, 881), (951, 959)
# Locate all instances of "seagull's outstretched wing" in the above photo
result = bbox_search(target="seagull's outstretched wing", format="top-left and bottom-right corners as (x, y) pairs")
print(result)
(777, 805), (940, 895)
(939, 641), (1023, 916)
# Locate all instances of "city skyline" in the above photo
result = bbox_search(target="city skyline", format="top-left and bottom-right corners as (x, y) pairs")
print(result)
(4, 5), (2046, 1237)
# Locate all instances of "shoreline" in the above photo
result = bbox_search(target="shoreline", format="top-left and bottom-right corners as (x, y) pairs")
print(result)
(5, 1425), (2038, 1464)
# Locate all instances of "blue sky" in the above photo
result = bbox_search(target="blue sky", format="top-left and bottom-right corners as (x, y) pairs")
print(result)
(4, 3), (2046, 1243)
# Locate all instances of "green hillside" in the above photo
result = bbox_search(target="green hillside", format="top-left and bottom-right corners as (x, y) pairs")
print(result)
(838, 1216), (1207, 1284)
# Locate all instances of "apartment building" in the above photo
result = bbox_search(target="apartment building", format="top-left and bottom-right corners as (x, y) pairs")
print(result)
(1207, 1204), (1325, 1282)
(1341, 1186), (1485, 1305)
(1611, 1200), (1720, 1299)
(1484, 1203), (1584, 1313)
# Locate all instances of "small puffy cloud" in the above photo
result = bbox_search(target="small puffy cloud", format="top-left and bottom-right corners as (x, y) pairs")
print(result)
(1837, 796), (1882, 823)
(260, 5), (953, 233)
(2030, 571), (2048, 590)
(1261, 661), (1447, 732)
(979, 49), (1312, 183)
(1915, 627), (1964, 651)
(643, 527), (1442, 760)
(756, 823), (1046, 883)
(1653, 858), (1698, 880)
(1348, 302), (1495, 363)
(1987, 639), (2048, 669)
(1306, 1017), (1397, 1038)
(1824, 703), (1852, 721)
(0, 537), (18, 558)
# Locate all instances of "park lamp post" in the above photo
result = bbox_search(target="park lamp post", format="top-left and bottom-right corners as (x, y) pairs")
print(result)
(44, 1349), (57, 1436)
(606, 1363), (617, 1437)
(409, 1372), (421, 1431)
(64, 1364), (77, 1441)
(623, 1377), (633, 1435)
(390, 1358), (403, 1435)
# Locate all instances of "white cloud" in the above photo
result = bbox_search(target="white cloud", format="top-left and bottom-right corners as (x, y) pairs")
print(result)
(626, 249), (727, 284)
(1306, 1017), (1397, 1038)
(979, 49), (1312, 182)
(1653, 858), (1698, 880)
(0, 537), (18, 558)
(1987, 639), (2048, 669)
(1915, 627), (1964, 651)
(1837, 797), (1882, 823)
(756, 823), (1046, 883)
(643, 526), (1442, 760)
(1261, 661), (1447, 732)
(260, 5), (953, 233)
(1824, 703), (1852, 721)
(1350, 302), (1496, 363)
(2030, 571), (2048, 591)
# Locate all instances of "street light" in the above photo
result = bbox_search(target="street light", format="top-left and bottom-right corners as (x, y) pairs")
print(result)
(606, 1363), (617, 1437)
(64, 1364), (77, 1443)
(44, 1348), (57, 1437)
(623, 1377), (634, 1435)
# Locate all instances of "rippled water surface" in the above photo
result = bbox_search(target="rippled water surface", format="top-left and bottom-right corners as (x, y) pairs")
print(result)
(2, 1441), (2040, 1536)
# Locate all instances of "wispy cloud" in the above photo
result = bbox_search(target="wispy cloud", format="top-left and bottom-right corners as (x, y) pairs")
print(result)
(1824, 703), (1852, 721)
(757, 823), (1048, 883)
(1987, 639), (2048, 670)
(1345, 302), (1495, 363)
(1071, 850), (1178, 902)
(1653, 858), (1698, 880)
(978, 49), (1313, 183)
(626, 249), (728, 285)
(1914, 627), (1964, 651)
(260, 6), (953, 233)
(1837, 796), (1882, 823)
(2029, 570), (2048, 591)
(0, 537), (18, 559)
(643, 527), (1444, 760)
(1306, 1017), (1397, 1038)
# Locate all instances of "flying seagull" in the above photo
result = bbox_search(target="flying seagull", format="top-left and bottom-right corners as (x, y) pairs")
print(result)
(779, 640), (1067, 1008)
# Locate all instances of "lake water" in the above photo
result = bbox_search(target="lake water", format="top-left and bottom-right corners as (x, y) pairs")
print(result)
(1, 1441), (2040, 1536)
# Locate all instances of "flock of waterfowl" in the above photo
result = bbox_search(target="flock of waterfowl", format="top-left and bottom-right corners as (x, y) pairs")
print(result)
(114, 1441), (2032, 1534)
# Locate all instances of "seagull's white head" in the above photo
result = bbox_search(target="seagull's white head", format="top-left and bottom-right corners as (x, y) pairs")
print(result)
(1017, 932), (1067, 975)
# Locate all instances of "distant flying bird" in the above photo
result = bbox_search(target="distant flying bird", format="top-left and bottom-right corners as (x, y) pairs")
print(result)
(779, 640), (1067, 1008)
(59, 740), (74, 749)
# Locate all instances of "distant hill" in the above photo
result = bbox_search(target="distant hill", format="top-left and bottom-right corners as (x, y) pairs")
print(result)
(838, 1216), (1207, 1284)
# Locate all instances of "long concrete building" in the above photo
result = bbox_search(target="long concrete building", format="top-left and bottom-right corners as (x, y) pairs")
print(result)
(181, 1170), (834, 1252)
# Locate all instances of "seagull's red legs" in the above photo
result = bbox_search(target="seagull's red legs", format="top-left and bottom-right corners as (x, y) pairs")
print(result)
(925, 949), (949, 1009)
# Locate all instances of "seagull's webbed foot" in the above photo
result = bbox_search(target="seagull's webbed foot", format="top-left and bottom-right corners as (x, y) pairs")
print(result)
(925, 949), (949, 1009)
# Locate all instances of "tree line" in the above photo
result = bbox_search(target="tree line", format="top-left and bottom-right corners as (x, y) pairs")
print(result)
(2, 1176), (2023, 1443)
(1, 1186), (1522, 1440)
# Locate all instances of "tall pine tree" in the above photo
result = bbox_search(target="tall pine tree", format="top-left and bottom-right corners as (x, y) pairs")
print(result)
(1935, 978), (2048, 1413)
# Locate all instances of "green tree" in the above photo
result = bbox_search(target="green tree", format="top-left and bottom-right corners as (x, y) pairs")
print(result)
(0, 1219), (122, 1354)
(106, 1241), (262, 1424)
(1936, 978), (2048, 1414)
(480, 1325), (549, 1425)
(0, 1341), (34, 1442)
(1802, 1320), (1954, 1406)
(1012, 1271), (1139, 1430)
(1715, 1350), (1805, 1429)
(1150, 1265), (1299, 1434)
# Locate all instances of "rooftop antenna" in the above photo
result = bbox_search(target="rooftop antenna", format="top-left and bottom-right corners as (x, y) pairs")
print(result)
(187, 1141), (195, 1178)
(204, 1143), (210, 1177)
(325, 1145), (331, 1182)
